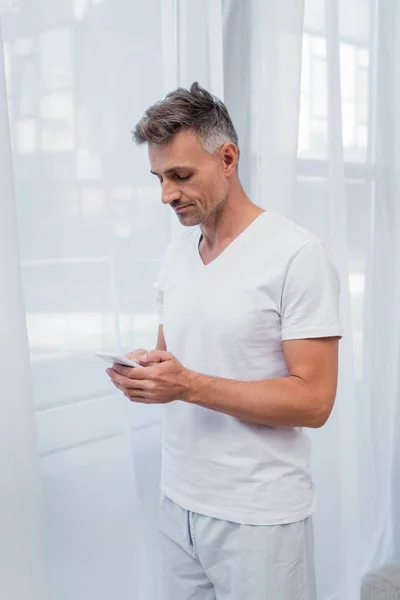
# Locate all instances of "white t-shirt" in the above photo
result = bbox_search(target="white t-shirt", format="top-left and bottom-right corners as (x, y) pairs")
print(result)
(157, 210), (341, 526)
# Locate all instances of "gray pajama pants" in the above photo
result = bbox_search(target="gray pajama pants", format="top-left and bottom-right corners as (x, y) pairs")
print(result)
(159, 495), (317, 600)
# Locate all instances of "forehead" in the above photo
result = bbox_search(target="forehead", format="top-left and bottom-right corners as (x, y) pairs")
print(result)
(148, 130), (211, 173)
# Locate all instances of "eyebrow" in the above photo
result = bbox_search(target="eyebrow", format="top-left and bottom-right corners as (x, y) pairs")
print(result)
(151, 166), (192, 176)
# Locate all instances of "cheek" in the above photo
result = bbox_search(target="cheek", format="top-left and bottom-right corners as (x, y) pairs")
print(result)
(186, 175), (224, 208)
(209, 180), (227, 205)
(185, 189), (207, 209)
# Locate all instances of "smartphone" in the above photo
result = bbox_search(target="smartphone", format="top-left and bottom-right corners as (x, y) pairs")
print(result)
(95, 351), (141, 368)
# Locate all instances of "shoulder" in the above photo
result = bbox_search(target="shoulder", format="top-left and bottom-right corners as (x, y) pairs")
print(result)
(256, 211), (337, 284)
(270, 214), (340, 297)
(261, 210), (322, 257)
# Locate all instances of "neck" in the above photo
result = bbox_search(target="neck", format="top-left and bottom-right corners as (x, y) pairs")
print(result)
(199, 181), (264, 253)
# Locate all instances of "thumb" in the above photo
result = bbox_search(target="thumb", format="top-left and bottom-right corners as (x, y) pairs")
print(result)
(139, 349), (171, 364)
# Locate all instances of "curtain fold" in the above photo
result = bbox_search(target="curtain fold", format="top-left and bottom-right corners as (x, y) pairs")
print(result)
(324, 1), (361, 597)
(222, 0), (305, 213)
(0, 17), (48, 600)
(361, 0), (400, 568)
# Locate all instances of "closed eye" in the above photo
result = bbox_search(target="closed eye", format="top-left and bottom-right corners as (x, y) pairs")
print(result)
(150, 171), (193, 184)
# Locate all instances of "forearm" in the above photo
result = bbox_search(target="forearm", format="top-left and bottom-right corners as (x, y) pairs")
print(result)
(184, 372), (332, 428)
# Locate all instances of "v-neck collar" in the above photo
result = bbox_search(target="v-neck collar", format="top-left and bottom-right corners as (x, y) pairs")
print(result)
(195, 210), (268, 268)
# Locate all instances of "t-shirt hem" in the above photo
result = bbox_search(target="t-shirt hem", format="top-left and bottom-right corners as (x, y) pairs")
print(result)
(282, 327), (342, 341)
(160, 484), (317, 526)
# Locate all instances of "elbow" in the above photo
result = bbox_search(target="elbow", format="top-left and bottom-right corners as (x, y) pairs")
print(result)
(308, 411), (330, 429)
(292, 376), (336, 428)
(306, 393), (336, 429)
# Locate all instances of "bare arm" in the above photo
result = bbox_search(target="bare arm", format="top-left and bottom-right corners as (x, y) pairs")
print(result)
(185, 337), (339, 428)
(113, 336), (339, 429)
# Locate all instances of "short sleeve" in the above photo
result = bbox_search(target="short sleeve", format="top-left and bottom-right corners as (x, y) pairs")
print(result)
(281, 241), (342, 341)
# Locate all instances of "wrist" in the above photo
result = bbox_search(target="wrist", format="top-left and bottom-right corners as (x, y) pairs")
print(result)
(181, 369), (203, 404)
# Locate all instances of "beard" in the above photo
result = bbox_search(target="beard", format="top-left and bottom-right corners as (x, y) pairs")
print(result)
(176, 208), (204, 227)
(175, 191), (228, 227)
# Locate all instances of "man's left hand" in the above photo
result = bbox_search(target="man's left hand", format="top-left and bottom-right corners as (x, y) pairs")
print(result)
(107, 350), (194, 404)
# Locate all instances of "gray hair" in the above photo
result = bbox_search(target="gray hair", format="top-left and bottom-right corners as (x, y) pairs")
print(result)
(132, 82), (239, 159)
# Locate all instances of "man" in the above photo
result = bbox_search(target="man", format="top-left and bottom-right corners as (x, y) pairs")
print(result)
(107, 82), (341, 599)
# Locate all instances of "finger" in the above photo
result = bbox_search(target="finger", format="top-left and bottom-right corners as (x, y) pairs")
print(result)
(138, 350), (171, 365)
(111, 380), (148, 403)
(126, 392), (148, 403)
(127, 390), (169, 405)
(127, 389), (151, 400)
(111, 364), (148, 378)
(123, 388), (152, 403)
(109, 371), (153, 391)
(108, 366), (151, 381)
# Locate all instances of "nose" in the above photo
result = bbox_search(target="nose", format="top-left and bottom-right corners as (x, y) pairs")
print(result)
(161, 180), (182, 205)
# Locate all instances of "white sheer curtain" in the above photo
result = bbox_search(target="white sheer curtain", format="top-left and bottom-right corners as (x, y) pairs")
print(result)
(0, 2), (223, 599)
(0, 18), (48, 600)
(1, 1), (400, 599)
(361, 0), (400, 568)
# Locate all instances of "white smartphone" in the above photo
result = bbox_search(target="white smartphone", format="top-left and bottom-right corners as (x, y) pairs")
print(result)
(95, 351), (141, 368)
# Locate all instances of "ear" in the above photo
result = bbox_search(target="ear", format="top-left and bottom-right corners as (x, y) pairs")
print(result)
(220, 142), (238, 176)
